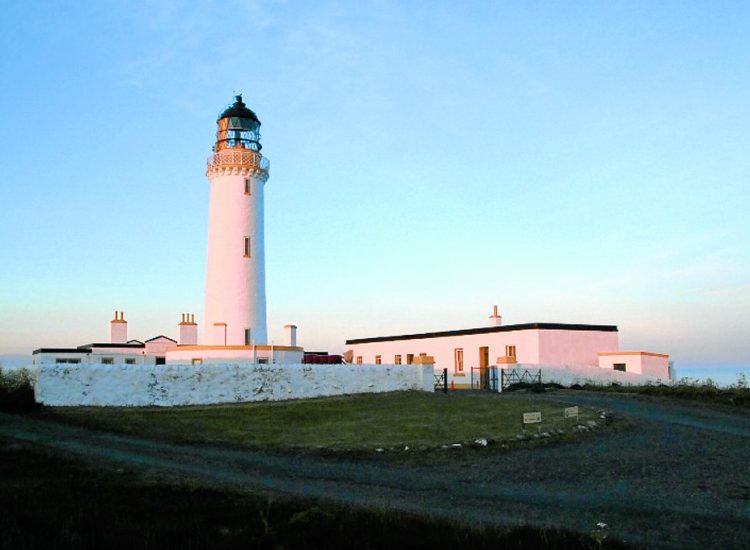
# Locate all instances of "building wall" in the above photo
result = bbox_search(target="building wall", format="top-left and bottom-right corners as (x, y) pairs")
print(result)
(34, 363), (434, 407)
(348, 329), (543, 388)
(538, 329), (619, 366)
(145, 338), (177, 357)
(598, 352), (670, 379)
(347, 328), (619, 388)
(165, 345), (304, 365)
(33, 351), (152, 365)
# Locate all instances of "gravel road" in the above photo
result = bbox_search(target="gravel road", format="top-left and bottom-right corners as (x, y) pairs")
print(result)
(1, 391), (748, 549)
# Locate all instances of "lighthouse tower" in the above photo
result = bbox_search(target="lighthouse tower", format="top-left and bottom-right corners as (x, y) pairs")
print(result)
(204, 95), (269, 346)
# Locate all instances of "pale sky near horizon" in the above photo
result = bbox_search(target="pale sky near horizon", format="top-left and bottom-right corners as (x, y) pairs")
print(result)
(1, 1), (748, 364)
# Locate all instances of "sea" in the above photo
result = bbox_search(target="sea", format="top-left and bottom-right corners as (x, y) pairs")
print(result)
(1, 354), (748, 387)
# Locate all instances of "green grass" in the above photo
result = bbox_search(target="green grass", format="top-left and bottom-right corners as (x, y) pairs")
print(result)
(47, 391), (598, 451)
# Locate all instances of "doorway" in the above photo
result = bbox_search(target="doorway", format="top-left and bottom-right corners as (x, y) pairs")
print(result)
(479, 346), (489, 389)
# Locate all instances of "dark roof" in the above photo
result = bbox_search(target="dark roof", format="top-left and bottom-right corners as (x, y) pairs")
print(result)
(78, 342), (146, 349)
(33, 348), (91, 355)
(345, 322), (618, 345)
(218, 95), (260, 124)
(127, 339), (144, 345)
(145, 335), (177, 343)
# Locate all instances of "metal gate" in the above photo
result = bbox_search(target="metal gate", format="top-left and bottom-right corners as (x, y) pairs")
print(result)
(433, 368), (447, 393)
(471, 366), (499, 391)
(500, 368), (542, 390)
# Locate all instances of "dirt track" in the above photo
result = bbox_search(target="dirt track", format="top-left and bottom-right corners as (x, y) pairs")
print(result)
(1, 391), (748, 549)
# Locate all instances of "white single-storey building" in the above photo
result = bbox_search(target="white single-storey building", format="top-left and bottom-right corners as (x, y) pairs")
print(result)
(345, 307), (671, 388)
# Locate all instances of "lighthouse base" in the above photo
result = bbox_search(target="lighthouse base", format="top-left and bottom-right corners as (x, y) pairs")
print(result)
(165, 345), (304, 365)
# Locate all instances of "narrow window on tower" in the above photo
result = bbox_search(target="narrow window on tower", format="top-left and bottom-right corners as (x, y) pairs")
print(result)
(244, 329), (251, 345)
(244, 236), (251, 258)
(244, 178), (251, 195)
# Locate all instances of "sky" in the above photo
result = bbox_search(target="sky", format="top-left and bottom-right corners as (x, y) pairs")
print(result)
(0, 1), (748, 365)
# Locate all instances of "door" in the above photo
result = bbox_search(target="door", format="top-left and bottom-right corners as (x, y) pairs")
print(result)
(479, 346), (489, 389)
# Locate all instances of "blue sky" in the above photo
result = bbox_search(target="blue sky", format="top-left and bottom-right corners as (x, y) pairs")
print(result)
(0, 1), (748, 364)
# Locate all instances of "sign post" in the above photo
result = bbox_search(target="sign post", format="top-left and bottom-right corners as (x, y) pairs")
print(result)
(564, 406), (579, 422)
(523, 411), (542, 434)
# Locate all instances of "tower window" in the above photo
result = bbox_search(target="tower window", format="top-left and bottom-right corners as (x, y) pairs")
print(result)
(244, 178), (251, 195)
(244, 329), (251, 345)
(244, 237), (251, 258)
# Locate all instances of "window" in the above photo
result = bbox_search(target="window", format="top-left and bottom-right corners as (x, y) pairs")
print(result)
(394, 355), (402, 365)
(191, 358), (203, 365)
(55, 358), (81, 364)
(258, 358), (269, 364)
(614, 363), (626, 372)
(156, 357), (166, 365)
(375, 355), (381, 364)
(244, 236), (251, 258)
(101, 357), (114, 365)
(419, 352), (426, 357)
(505, 345), (517, 358)
(125, 358), (135, 365)
(244, 328), (252, 345)
(356, 356), (363, 364)
(406, 354), (414, 365)
(454, 348), (464, 374)
(244, 178), (251, 195)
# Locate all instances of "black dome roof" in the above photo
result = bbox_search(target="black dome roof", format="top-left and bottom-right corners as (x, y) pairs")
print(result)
(217, 95), (260, 124)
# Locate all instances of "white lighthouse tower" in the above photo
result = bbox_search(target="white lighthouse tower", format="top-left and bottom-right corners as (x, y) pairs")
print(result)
(204, 95), (269, 346)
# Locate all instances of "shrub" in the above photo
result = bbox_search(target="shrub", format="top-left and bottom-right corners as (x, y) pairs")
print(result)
(0, 367), (41, 412)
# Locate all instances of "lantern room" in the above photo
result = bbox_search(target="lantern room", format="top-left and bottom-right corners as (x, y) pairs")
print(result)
(214, 95), (262, 152)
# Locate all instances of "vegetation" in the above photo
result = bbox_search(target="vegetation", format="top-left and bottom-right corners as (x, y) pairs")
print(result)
(47, 391), (597, 452)
(0, 438), (631, 549)
(569, 375), (750, 409)
(0, 367), (40, 412)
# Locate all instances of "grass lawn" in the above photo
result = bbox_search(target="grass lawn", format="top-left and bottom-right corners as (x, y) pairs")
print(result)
(47, 391), (599, 451)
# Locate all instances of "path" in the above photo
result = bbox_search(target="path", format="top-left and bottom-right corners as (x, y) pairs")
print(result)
(1, 391), (748, 548)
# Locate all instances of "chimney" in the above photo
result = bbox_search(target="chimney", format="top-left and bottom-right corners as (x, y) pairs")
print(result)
(284, 324), (298, 347)
(110, 310), (128, 343)
(489, 305), (502, 327)
(179, 313), (198, 345)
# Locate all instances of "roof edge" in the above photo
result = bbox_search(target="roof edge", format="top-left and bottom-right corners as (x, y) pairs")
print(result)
(345, 322), (618, 345)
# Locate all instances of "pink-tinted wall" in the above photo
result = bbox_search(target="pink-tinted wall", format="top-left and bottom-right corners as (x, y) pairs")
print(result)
(538, 329), (619, 367)
(597, 352), (670, 379)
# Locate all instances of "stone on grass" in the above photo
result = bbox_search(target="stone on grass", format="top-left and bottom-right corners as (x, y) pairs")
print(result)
(474, 438), (488, 447)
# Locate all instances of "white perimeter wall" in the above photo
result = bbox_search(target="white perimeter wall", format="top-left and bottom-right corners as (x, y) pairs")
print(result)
(512, 363), (671, 388)
(34, 363), (434, 407)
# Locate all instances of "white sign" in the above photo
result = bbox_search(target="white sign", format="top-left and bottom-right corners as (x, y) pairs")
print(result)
(523, 411), (542, 424)
(564, 406), (579, 419)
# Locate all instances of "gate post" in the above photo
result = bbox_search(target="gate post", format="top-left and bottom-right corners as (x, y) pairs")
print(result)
(443, 368), (448, 394)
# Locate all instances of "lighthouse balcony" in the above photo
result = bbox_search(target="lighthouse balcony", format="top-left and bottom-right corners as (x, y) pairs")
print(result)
(207, 150), (270, 172)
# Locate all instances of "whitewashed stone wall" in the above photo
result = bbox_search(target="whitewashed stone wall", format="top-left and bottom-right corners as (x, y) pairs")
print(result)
(507, 363), (669, 389)
(34, 363), (434, 407)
